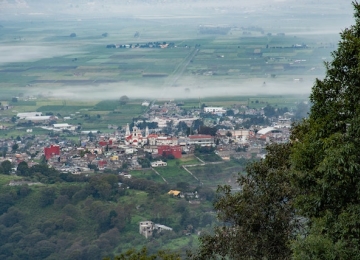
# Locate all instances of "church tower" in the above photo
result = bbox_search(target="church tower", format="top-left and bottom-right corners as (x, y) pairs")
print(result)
(125, 123), (130, 136)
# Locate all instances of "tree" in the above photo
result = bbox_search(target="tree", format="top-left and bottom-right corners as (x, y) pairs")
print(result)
(1, 160), (12, 175)
(293, 101), (311, 120)
(12, 143), (19, 152)
(119, 95), (129, 105)
(106, 247), (180, 260)
(39, 188), (57, 207)
(290, 2), (360, 258)
(192, 143), (300, 259)
(16, 161), (29, 176)
(263, 104), (276, 117)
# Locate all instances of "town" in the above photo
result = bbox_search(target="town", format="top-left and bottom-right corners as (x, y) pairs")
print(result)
(0, 98), (302, 178)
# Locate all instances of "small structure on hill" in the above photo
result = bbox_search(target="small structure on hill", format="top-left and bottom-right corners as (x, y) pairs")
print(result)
(151, 160), (167, 167)
(139, 221), (173, 238)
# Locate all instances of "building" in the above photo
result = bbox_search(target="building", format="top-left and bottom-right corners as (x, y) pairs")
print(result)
(256, 127), (283, 139)
(139, 221), (154, 238)
(147, 134), (158, 146)
(157, 145), (182, 159)
(188, 135), (214, 146)
(156, 136), (178, 146)
(203, 107), (226, 114)
(17, 112), (42, 119)
(44, 145), (60, 160)
(53, 123), (75, 131)
(139, 221), (173, 238)
(125, 124), (148, 146)
(151, 160), (167, 167)
(168, 190), (181, 197)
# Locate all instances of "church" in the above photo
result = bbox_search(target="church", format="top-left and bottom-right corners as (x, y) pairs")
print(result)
(125, 123), (149, 146)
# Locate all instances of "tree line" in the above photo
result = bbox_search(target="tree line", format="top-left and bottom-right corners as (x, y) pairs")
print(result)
(188, 2), (360, 259)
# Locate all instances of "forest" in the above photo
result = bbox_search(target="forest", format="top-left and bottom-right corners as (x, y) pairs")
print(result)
(0, 161), (217, 259)
(188, 2), (360, 259)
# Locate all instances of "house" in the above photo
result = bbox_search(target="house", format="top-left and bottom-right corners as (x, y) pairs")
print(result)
(53, 123), (75, 131)
(44, 145), (60, 160)
(203, 107), (226, 114)
(139, 221), (173, 238)
(139, 221), (154, 238)
(188, 135), (214, 146)
(156, 136), (178, 146)
(157, 145), (182, 159)
(151, 160), (167, 167)
(147, 134), (158, 146)
(168, 190), (181, 197)
(142, 101), (150, 107)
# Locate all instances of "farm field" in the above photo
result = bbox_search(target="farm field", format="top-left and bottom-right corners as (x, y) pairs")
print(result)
(0, 13), (341, 102)
(131, 155), (245, 190)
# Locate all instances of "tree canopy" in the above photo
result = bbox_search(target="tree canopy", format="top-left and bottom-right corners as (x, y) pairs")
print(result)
(192, 143), (299, 260)
(290, 1), (360, 258)
(193, 2), (360, 259)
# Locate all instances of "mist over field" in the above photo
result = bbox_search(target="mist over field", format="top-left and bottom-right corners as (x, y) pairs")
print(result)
(25, 79), (312, 100)
(0, 0), (355, 99)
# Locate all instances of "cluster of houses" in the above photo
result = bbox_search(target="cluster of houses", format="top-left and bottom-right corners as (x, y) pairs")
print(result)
(0, 99), (294, 174)
(106, 41), (175, 49)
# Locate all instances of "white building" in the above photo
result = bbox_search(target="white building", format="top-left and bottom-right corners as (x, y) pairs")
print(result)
(139, 221), (154, 238)
(139, 221), (173, 238)
(53, 123), (76, 131)
(17, 112), (42, 119)
(151, 161), (167, 167)
(125, 124), (148, 146)
(156, 136), (178, 146)
(203, 107), (226, 114)
(187, 135), (215, 146)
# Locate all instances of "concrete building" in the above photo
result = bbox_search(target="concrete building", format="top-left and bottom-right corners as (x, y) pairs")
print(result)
(151, 160), (167, 167)
(17, 112), (42, 119)
(157, 145), (182, 159)
(139, 221), (154, 238)
(203, 107), (226, 114)
(44, 145), (60, 160)
(188, 135), (214, 146)
(139, 221), (173, 238)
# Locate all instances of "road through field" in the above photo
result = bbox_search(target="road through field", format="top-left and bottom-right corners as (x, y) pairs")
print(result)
(160, 47), (199, 98)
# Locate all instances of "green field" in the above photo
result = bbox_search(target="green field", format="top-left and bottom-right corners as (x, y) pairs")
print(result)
(0, 15), (339, 102)
(130, 156), (245, 190)
(0, 14), (337, 133)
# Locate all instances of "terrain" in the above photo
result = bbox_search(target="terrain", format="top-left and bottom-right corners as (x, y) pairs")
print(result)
(0, 1), (354, 101)
(0, 1), (356, 259)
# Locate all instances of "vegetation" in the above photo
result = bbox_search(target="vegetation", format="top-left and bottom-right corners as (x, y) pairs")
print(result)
(104, 247), (180, 260)
(0, 1), (355, 259)
(185, 2), (360, 259)
(191, 143), (299, 259)
(291, 2), (360, 258)
(0, 155), (227, 259)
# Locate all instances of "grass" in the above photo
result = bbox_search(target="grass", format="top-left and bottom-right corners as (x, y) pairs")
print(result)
(0, 174), (22, 186)
(131, 169), (165, 183)
(156, 165), (199, 187)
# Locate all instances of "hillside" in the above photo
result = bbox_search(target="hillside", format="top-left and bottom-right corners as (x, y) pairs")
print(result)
(0, 156), (235, 259)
